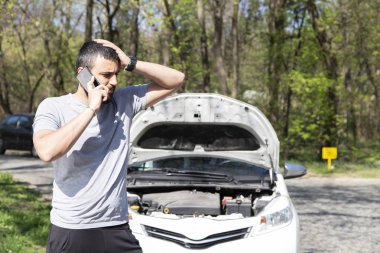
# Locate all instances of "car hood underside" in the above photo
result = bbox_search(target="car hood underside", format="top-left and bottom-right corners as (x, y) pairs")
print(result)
(129, 93), (280, 171)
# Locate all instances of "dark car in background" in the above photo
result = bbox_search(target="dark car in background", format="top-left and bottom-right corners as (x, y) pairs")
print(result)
(0, 113), (36, 156)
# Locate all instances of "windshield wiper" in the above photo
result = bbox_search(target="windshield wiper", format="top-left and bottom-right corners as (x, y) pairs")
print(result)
(128, 167), (239, 184)
(165, 169), (239, 184)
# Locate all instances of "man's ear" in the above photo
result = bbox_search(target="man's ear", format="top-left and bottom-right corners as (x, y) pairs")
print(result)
(77, 67), (84, 74)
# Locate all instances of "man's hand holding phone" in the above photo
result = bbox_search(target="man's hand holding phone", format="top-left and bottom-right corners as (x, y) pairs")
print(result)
(77, 67), (109, 112)
(86, 76), (109, 112)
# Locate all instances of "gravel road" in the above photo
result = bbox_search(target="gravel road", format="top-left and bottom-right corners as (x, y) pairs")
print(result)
(1, 153), (379, 252)
(287, 177), (380, 253)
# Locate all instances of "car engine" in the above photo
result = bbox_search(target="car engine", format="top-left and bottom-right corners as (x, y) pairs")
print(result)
(128, 189), (274, 218)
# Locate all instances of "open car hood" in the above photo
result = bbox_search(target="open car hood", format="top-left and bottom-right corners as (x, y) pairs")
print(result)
(129, 93), (279, 171)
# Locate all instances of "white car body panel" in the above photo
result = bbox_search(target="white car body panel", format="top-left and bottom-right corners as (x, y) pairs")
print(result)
(127, 93), (300, 253)
(131, 211), (299, 253)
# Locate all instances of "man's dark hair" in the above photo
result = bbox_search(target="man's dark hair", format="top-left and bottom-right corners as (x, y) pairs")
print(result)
(75, 41), (120, 71)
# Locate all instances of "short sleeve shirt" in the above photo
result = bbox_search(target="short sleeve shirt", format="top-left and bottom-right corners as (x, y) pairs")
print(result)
(33, 85), (148, 229)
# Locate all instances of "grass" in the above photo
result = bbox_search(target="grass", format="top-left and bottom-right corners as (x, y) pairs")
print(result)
(283, 141), (380, 178)
(298, 160), (380, 178)
(0, 172), (50, 253)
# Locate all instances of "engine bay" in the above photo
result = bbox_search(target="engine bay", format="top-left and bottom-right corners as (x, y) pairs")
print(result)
(127, 188), (275, 218)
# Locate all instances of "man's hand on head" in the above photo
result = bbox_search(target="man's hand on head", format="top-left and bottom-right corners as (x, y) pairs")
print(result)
(93, 38), (185, 108)
(93, 39), (130, 69)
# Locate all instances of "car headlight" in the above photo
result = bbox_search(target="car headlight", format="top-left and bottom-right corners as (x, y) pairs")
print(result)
(252, 197), (293, 236)
(259, 206), (292, 231)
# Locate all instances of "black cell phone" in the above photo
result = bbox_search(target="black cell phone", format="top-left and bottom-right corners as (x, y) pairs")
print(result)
(76, 67), (100, 92)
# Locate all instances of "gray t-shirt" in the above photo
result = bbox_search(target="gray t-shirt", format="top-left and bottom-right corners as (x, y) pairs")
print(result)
(33, 85), (148, 229)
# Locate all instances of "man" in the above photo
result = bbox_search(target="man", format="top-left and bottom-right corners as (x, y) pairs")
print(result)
(33, 39), (184, 253)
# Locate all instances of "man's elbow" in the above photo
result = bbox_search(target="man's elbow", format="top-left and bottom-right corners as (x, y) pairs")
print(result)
(170, 72), (185, 92)
(39, 153), (54, 163)
(33, 134), (56, 162)
(176, 72), (185, 87)
(35, 147), (55, 162)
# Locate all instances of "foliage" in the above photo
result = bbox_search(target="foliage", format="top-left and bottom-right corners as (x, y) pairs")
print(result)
(285, 71), (338, 150)
(0, 173), (50, 253)
(1, 0), (380, 162)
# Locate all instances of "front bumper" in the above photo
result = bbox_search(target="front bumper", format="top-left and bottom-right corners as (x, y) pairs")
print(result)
(132, 214), (299, 253)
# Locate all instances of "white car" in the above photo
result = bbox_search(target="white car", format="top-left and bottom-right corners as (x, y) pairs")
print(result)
(127, 93), (306, 253)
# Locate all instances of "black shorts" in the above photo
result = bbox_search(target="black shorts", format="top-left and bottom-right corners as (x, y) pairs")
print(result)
(46, 223), (143, 253)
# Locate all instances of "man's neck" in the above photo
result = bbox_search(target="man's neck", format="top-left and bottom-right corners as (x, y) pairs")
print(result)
(73, 87), (89, 105)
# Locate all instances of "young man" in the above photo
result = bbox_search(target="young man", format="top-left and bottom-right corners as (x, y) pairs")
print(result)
(33, 39), (185, 253)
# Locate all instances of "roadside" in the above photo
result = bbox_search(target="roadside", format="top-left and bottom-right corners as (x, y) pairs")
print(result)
(299, 160), (380, 178)
(0, 151), (53, 200)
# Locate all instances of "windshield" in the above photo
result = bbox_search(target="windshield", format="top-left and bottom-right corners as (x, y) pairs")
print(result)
(128, 157), (269, 179)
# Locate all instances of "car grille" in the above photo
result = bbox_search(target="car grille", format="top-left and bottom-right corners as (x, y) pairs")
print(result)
(143, 225), (251, 249)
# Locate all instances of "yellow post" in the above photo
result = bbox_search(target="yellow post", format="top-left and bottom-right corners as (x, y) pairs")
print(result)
(322, 147), (337, 170)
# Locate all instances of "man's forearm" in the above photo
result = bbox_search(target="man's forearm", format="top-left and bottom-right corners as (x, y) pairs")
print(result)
(133, 61), (185, 90)
(132, 61), (185, 107)
(33, 108), (95, 162)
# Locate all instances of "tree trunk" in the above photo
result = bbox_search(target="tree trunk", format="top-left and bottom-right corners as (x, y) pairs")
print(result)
(85, 0), (93, 41)
(339, 0), (357, 145)
(211, 0), (229, 95)
(28, 73), (45, 113)
(130, 0), (140, 56)
(162, 0), (180, 51)
(14, 24), (33, 110)
(160, 0), (172, 65)
(197, 0), (210, 92)
(14, 24), (46, 113)
(162, 0), (186, 69)
(267, 0), (287, 124)
(283, 3), (306, 160)
(307, 0), (339, 147)
(364, 58), (379, 135)
(344, 68), (357, 144)
(99, 0), (121, 42)
(231, 0), (240, 98)
(0, 35), (12, 115)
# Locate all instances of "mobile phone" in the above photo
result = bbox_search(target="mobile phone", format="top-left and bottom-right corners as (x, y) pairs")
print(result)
(76, 67), (100, 92)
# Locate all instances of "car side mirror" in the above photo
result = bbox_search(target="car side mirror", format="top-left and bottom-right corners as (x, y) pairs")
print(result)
(283, 162), (307, 179)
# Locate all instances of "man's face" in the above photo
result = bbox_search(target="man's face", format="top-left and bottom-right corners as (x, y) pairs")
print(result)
(90, 55), (120, 100)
